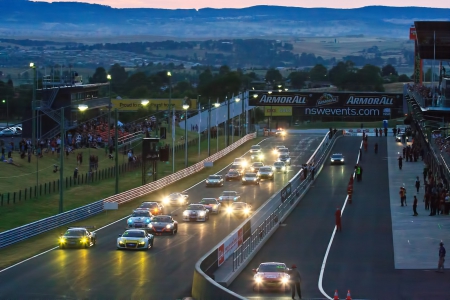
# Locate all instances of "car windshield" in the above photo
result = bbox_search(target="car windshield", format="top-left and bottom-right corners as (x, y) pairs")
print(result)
(140, 202), (157, 208)
(279, 148), (288, 152)
(169, 193), (181, 198)
(276, 146), (285, 149)
(64, 230), (85, 236)
(280, 155), (289, 159)
(260, 167), (272, 172)
(122, 231), (145, 238)
(246, 174), (257, 178)
(332, 154), (343, 159)
(222, 191), (236, 196)
(208, 175), (221, 180)
(187, 204), (204, 210)
(152, 216), (172, 222)
(200, 198), (216, 204)
(132, 211), (151, 217)
(251, 146), (261, 150)
(259, 264), (286, 272)
(253, 163), (263, 167)
(274, 162), (285, 167)
(232, 203), (245, 208)
(228, 171), (238, 175)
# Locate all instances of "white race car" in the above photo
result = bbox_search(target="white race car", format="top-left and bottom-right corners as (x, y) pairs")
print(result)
(127, 210), (152, 229)
(116, 229), (154, 250)
(183, 204), (210, 222)
(163, 192), (189, 206)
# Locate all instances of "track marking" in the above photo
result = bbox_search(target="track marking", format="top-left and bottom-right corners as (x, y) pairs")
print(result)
(318, 140), (363, 299)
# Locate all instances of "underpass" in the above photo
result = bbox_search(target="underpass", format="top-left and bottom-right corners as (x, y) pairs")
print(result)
(0, 134), (323, 300)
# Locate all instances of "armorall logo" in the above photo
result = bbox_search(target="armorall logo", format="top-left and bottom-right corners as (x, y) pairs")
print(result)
(259, 94), (307, 105)
(346, 96), (394, 105)
(316, 93), (339, 106)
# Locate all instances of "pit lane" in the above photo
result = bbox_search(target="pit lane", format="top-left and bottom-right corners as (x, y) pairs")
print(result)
(0, 134), (322, 300)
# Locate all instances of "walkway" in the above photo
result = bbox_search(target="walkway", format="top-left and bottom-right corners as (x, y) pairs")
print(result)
(388, 137), (450, 269)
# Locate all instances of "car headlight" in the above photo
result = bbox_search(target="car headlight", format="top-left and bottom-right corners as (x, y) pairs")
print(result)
(269, 172), (273, 175)
(206, 180), (209, 183)
(183, 211), (189, 216)
(138, 240), (145, 245)
(59, 237), (66, 243)
(145, 218), (150, 223)
(341, 158), (344, 162)
(273, 150), (277, 154)
(242, 162), (247, 167)
(257, 172), (261, 176)
(118, 240), (125, 245)
(282, 166), (286, 170)
(242, 178), (246, 181)
(254, 276), (262, 284)
(81, 237), (88, 243)
(213, 205), (218, 209)
(244, 208), (250, 214)
(166, 224), (173, 229)
(128, 219), (133, 224)
(282, 132), (286, 136)
(148, 223), (153, 228)
(226, 207), (233, 214)
(251, 168), (255, 171)
(331, 159), (334, 162)
(282, 276), (289, 284)
(272, 166), (275, 170)
(163, 198), (169, 204)
(178, 198), (184, 203)
(259, 154), (264, 158)
(199, 211), (206, 216)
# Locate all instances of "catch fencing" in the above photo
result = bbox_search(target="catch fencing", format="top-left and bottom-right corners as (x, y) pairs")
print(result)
(0, 133), (256, 248)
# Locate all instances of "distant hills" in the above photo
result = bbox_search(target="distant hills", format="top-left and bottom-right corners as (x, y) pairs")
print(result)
(1, 0), (449, 38)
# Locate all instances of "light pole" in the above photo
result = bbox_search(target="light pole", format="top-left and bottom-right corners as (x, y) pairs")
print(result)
(208, 98), (211, 156)
(215, 101), (220, 153)
(114, 108), (119, 194)
(197, 94), (201, 159)
(172, 106), (175, 173)
(1, 98), (8, 127)
(226, 96), (230, 146)
(235, 96), (241, 139)
(107, 74), (112, 155)
(167, 71), (172, 132)
(183, 103), (190, 168)
(59, 106), (65, 213)
(30, 62), (37, 188)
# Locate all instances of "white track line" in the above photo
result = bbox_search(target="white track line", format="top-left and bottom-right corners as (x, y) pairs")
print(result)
(0, 137), (271, 273)
(318, 140), (363, 299)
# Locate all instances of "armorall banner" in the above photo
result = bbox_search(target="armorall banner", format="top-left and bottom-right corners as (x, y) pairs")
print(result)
(249, 92), (403, 118)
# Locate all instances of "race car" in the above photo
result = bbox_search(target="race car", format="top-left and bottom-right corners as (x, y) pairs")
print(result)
(225, 202), (252, 217)
(257, 166), (274, 180)
(226, 169), (242, 181)
(205, 174), (224, 187)
(138, 201), (164, 215)
(273, 161), (287, 173)
(278, 147), (290, 157)
(250, 162), (264, 172)
(273, 145), (286, 155)
(278, 154), (291, 165)
(148, 215), (178, 235)
(127, 210), (152, 228)
(117, 229), (154, 250)
(330, 153), (345, 165)
(253, 262), (290, 292)
(233, 157), (248, 168)
(59, 226), (96, 249)
(275, 128), (286, 137)
(242, 173), (260, 185)
(218, 191), (240, 203)
(183, 204), (210, 221)
(395, 134), (402, 142)
(162, 192), (189, 206)
(199, 198), (221, 214)
(250, 145), (264, 161)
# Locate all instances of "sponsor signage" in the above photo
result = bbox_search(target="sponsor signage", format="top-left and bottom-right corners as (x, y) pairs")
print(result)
(111, 98), (197, 111)
(409, 26), (417, 40)
(264, 106), (292, 116)
(218, 226), (244, 266)
(280, 182), (292, 203)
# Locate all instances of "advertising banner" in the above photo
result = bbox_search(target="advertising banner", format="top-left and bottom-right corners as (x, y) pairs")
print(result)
(264, 106), (292, 116)
(280, 182), (292, 203)
(409, 26), (417, 40)
(111, 98), (197, 111)
(218, 226), (244, 266)
(249, 92), (403, 118)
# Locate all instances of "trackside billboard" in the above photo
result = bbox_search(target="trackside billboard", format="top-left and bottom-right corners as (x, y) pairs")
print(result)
(218, 226), (244, 266)
(249, 92), (403, 119)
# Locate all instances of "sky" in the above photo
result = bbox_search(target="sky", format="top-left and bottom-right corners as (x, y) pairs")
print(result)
(34, 0), (450, 9)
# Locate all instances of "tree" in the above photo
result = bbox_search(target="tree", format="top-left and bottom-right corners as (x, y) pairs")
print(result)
(265, 68), (282, 84)
(381, 64), (398, 77)
(288, 71), (308, 89)
(309, 64), (328, 82)
(90, 67), (107, 83)
(175, 81), (192, 93)
(398, 74), (411, 82)
(218, 65), (230, 76)
(424, 68), (438, 82)
(129, 86), (149, 98)
(108, 63), (128, 94)
(125, 72), (148, 94)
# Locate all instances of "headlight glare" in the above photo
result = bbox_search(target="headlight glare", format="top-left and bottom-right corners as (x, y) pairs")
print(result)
(183, 211), (189, 216)
(226, 207), (233, 214)
(199, 211), (206, 216)
(59, 237), (66, 243)
(145, 218), (150, 223)
(282, 277), (289, 284)
(163, 198), (169, 204)
(166, 224), (172, 229)
(255, 276), (262, 283)
(81, 237), (88, 243)
(127, 219), (133, 224)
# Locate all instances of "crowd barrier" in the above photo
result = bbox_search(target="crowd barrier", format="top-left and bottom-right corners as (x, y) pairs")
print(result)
(192, 130), (343, 300)
(0, 133), (256, 248)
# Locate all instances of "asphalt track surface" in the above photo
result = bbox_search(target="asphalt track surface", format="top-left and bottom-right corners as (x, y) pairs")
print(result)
(0, 134), (323, 300)
(230, 136), (450, 300)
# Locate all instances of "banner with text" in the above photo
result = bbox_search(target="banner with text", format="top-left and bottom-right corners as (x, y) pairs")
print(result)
(264, 106), (292, 116)
(111, 98), (197, 111)
(218, 226), (244, 266)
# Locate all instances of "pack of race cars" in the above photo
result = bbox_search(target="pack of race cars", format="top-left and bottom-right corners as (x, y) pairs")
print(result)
(58, 142), (292, 255)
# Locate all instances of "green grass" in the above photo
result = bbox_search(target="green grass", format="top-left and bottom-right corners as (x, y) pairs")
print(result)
(0, 132), (246, 231)
(0, 137), (263, 270)
(0, 126), (199, 197)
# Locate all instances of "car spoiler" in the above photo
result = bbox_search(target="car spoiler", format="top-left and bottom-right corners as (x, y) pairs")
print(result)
(68, 226), (95, 229)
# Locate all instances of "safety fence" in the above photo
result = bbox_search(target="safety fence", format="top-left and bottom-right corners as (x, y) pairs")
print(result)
(0, 200), (103, 248)
(0, 133), (256, 248)
(192, 130), (342, 300)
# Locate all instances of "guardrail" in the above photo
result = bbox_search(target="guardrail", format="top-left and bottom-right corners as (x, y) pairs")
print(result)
(192, 130), (342, 300)
(0, 133), (256, 248)
(0, 200), (103, 248)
